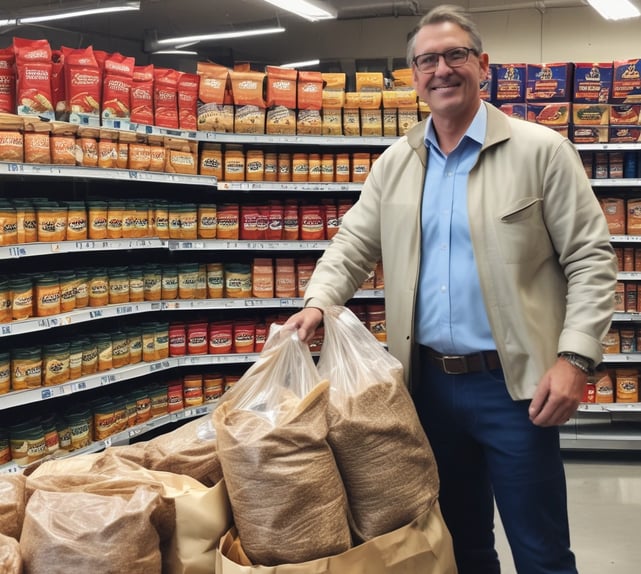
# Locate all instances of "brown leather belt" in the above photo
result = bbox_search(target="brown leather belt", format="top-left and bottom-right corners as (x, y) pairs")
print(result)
(421, 346), (502, 375)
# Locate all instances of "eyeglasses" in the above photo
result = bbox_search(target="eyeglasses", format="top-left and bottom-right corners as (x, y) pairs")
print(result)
(412, 47), (479, 74)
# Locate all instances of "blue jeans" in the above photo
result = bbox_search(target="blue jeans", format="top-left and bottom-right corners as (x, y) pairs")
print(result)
(414, 361), (578, 574)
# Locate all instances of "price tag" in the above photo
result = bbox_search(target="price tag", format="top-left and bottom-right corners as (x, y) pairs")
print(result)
(150, 362), (163, 372)
(7, 246), (25, 257)
(1, 463), (19, 474)
(100, 375), (116, 385)
(41, 388), (53, 399)
(116, 305), (133, 314)
(162, 360), (171, 369)
(71, 381), (87, 392)
(1, 325), (12, 335)
(173, 411), (185, 420)
(89, 310), (103, 318)
(129, 428), (143, 437)
(75, 241), (96, 249)
(280, 299), (299, 307)
(38, 319), (50, 328)
(103, 437), (112, 448)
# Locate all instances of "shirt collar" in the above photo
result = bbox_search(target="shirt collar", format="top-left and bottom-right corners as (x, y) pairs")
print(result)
(424, 101), (487, 152)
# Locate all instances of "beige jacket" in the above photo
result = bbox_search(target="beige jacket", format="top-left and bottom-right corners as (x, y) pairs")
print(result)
(305, 102), (617, 400)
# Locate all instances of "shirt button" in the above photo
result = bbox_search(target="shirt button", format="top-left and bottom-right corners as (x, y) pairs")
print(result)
(440, 285), (447, 292)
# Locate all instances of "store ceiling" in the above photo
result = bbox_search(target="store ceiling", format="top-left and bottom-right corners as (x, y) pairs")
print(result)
(0, 0), (638, 67)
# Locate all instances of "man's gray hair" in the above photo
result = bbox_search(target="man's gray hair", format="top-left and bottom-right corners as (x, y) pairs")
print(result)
(406, 4), (483, 67)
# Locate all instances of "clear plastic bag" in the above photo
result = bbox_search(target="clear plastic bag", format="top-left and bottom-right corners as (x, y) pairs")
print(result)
(212, 323), (351, 566)
(317, 305), (440, 541)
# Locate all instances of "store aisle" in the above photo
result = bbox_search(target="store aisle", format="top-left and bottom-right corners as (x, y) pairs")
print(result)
(494, 452), (641, 573)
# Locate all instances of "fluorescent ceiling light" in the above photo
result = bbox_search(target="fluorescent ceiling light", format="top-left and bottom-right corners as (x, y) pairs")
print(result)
(281, 59), (320, 68)
(262, 0), (336, 22)
(157, 27), (285, 45)
(153, 50), (198, 55)
(587, 0), (640, 20)
(18, 1), (140, 24)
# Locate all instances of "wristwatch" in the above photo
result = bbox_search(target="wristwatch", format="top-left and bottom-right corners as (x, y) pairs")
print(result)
(558, 352), (595, 375)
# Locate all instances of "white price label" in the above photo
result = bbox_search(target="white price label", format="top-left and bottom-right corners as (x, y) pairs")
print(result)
(71, 381), (87, 392)
(103, 437), (112, 448)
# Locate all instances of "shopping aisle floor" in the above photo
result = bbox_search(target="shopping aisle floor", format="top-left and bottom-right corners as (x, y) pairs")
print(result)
(494, 451), (641, 573)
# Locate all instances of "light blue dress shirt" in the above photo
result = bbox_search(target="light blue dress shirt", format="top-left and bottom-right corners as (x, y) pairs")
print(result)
(414, 103), (496, 354)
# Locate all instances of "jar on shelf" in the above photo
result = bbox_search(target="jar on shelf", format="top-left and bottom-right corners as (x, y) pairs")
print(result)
(9, 419), (46, 466)
(35, 274), (61, 317)
(42, 342), (70, 387)
(11, 346), (42, 391)
(0, 350), (9, 394)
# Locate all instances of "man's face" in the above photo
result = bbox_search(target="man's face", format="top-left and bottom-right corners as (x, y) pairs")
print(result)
(411, 21), (489, 121)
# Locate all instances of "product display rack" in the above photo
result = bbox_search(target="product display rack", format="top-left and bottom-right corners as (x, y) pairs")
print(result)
(560, 143), (641, 451)
(0, 128), (390, 473)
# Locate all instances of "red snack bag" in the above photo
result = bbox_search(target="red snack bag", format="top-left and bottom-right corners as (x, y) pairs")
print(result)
(62, 45), (101, 125)
(178, 72), (199, 130)
(0, 47), (15, 114)
(154, 67), (180, 129)
(13, 37), (54, 119)
(51, 50), (66, 119)
(131, 64), (154, 125)
(102, 52), (135, 120)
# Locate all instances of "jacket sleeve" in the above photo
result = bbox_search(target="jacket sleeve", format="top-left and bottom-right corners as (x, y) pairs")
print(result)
(543, 139), (618, 364)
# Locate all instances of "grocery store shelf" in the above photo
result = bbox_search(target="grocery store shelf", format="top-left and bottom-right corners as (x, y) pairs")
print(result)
(576, 143), (641, 151)
(0, 402), (216, 474)
(217, 181), (362, 192)
(102, 119), (396, 147)
(0, 290), (383, 337)
(0, 354), (260, 411)
(612, 312), (641, 321)
(603, 353), (641, 363)
(577, 402), (641, 413)
(0, 238), (167, 260)
(0, 161), (217, 186)
(167, 239), (331, 251)
(591, 178), (641, 187)
(617, 271), (641, 280)
(611, 235), (641, 243)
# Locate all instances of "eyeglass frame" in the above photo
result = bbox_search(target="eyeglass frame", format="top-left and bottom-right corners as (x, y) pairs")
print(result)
(412, 47), (479, 74)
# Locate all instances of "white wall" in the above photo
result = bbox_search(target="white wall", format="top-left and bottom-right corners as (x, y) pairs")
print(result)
(238, 5), (641, 68)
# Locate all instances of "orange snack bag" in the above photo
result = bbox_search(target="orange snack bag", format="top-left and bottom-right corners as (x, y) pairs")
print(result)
(196, 61), (234, 132)
(266, 66), (297, 135)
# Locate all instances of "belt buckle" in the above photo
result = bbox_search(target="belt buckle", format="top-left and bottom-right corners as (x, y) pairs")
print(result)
(440, 355), (468, 375)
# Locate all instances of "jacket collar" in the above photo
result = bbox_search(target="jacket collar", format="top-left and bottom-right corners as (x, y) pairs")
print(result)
(406, 101), (512, 166)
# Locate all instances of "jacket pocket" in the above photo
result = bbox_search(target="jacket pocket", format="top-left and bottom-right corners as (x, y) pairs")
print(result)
(496, 197), (553, 264)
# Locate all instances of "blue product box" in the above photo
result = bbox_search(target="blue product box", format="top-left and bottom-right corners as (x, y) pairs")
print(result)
(526, 63), (573, 102)
(494, 63), (526, 103)
(573, 62), (612, 103)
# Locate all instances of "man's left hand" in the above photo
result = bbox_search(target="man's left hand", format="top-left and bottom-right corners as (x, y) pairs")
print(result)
(528, 358), (588, 427)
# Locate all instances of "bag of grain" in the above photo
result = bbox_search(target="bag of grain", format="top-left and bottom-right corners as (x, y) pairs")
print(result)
(213, 325), (351, 566)
(317, 305), (440, 541)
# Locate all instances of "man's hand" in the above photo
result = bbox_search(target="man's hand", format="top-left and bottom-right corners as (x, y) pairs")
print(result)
(283, 307), (324, 344)
(528, 357), (588, 427)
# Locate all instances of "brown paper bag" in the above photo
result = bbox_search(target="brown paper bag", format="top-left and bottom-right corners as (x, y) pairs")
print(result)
(0, 532), (23, 574)
(27, 452), (233, 574)
(215, 502), (457, 574)
(163, 479), (232, 574)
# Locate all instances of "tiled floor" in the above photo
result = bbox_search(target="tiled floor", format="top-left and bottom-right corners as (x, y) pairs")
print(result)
(494, 451), (641, 573)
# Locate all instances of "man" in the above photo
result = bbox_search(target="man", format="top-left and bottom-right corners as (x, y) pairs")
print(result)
(285, 4), (617, 573)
